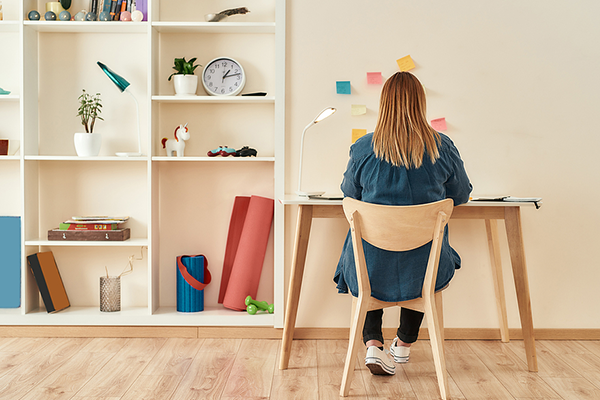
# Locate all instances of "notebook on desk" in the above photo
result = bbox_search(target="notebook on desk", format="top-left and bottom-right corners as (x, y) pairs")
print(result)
(308, 193), (344, 200)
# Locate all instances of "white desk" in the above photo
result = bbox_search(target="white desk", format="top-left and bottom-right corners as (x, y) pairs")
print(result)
(279, 196), (539, 372)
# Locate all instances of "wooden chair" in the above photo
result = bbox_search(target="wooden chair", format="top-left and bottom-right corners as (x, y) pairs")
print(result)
(340, 197), (454, 399)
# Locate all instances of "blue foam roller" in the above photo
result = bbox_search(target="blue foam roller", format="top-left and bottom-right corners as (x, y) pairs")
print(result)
(0, 217), (21, 308)
(177, 255), (205, 312)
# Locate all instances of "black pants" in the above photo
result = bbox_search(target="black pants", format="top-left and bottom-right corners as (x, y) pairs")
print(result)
(363, 308), (424, 345)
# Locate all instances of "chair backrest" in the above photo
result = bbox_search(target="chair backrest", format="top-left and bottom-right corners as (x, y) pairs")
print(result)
(342, 198), (454, 252)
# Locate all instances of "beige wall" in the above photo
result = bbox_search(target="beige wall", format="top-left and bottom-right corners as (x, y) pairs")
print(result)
(284, 1), (600, 329)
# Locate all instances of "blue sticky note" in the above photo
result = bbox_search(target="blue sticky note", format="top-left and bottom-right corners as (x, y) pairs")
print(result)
(336, 81), (351, 95)
(0, 216), (21, 308)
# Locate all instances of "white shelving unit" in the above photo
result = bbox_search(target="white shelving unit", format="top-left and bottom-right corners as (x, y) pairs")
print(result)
(0, 0), (285, 328)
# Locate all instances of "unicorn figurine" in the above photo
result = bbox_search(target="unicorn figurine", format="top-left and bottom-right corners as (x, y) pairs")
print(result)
(161, 123), (190, 157)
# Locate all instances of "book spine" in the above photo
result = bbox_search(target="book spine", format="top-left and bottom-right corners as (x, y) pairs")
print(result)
(59, 223), (119, 231)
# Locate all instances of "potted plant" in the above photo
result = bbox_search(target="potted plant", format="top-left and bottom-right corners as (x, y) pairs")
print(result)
(168, 57), (201, 96)
(74, 89), (103, 157)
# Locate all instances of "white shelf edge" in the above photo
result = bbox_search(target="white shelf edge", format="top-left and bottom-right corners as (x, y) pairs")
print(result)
(152, 156), (274, 162)
(152, 95), (275, 104)
(25, 238), (149, 247)
(24, 155), (149, 161)
(0, 94), (19, 101)
(23, 21), (148, 33)
(0, 306), (275, 326)
(152, 21), (275, 34)
(0, 156), (20, 161)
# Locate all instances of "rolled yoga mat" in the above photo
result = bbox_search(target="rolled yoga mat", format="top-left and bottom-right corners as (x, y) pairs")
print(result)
(221, 195), (274, 311)
(177, 254), (211, 312)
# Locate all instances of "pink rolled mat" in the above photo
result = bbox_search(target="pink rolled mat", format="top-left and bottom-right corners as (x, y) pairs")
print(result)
(220, 195), (274, 311)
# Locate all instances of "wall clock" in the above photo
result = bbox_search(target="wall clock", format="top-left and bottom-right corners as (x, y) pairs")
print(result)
(202, 57), (246, 96)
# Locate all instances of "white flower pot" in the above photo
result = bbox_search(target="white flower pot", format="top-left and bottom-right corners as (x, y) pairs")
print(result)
(74, 132), (101, 157)
(173, 75), (198, 96)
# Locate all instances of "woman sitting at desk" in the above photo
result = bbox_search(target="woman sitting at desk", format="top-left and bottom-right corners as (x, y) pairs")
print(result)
(334, 71), (472, 376)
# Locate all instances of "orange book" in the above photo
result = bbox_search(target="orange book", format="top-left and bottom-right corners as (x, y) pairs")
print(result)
(27, 252), (70, 313)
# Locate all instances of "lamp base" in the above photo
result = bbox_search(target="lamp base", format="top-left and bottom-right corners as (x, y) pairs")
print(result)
(116, 152), (144, 157)
(295, 190), (325, 197)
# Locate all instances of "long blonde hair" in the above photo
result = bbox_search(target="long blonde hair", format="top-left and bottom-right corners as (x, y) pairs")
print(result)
(372, 72), (440, 168)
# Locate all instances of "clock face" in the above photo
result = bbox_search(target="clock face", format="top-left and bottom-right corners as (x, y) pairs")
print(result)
(202, 57), (246, 96)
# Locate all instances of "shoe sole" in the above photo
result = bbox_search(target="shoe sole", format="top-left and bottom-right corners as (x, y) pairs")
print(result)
(390, 348), (409, 363)
(365, 357), (395, 375)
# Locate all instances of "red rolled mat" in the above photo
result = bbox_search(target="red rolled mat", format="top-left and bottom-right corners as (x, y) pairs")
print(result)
(222, 195), (274, 311)
(218, 196), (251, 304)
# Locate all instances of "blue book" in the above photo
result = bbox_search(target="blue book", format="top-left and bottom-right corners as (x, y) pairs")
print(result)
(0, 216), (21, 308)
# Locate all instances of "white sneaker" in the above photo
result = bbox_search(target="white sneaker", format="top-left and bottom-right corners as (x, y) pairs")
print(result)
(389, 337), (411, 363)
(365, 346), (396, 375)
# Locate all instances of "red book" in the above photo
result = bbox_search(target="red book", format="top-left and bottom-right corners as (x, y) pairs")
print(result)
(59, 223), (119, 231)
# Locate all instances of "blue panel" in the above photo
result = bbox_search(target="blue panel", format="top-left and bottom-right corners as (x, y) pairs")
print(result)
(0, 217), (21, 308)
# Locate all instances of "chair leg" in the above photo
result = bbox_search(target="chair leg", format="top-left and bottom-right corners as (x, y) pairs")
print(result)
(435, 291), (444, 343)
(340, 296), (368, 397)
(425, 295), (449, 400)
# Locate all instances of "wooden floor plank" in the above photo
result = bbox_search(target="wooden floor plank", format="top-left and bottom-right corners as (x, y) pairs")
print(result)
(140, 337), (203, 377)
(275, 339), (318, 377)
(73, 338), (167, 398)
(446, 352), (515, 399)
(537, 341), (600, 390)
(316, 340), (368, 400)
(170, 339), (241, 400)
(221, 339), (279, 399)
(466, 340), (560, 399)
(402, 340), (466, 400)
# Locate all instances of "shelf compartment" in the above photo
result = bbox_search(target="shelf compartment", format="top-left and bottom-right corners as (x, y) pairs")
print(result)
(151, 306), (275, 326)
(152, 22), (275, 34)
(152, 95), (275, 104)
(25, 238), (149, 247)
(23, 21), (149, 33)
(152, 156), (274, 162)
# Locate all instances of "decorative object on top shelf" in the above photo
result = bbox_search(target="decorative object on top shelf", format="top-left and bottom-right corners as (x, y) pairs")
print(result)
(202, 57), (246, 96)
(59, 10), (70, 20)
(0, 1), (3, 21)
(46, 2), (64, 18)
(60, 0), (71, 10)
(131, 9), (143, 22)
(74, 10), (86, 21)
(97, 61), (143, 157)
(168, 57), (201, 96)
(207, 146), (236, 157)
(296, 107), (337, 196)
(161, 123), (189, 157)
(0, 139), (8, 156)
(236, 146), (257, 157)
(98, 11), (110, 21)
(205, 7), (250, 22)
(85, 12), (97, 21)
(75, 89), (103, 157)
(120, 11), (131, 21)
(245, 295), (274, 315)
(27, 10), (40, 20)
(44, 11), (57, 20)
(0, 87), (10, 95)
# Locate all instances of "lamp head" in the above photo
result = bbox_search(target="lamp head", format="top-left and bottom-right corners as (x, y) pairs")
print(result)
(97, 61), (130, 92)
(313, 107), (336, 124)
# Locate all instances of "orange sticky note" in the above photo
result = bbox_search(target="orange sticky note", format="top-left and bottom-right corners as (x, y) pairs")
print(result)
(396, 55), (416, 71)
(367, 72), (382, 84)
(431, 117), (447, 131)
(352, 129), (367, 143)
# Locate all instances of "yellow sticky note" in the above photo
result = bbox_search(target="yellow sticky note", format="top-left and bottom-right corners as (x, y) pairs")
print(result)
(396, 55), (416, 71)
(351, 104), (367, 116)
(352, 129), (367, 143)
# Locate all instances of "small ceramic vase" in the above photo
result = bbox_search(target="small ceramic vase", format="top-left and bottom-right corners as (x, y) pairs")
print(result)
(173, 75), (198, 96)
(28, 10), (40, 20)
(74, 133), (101, 157)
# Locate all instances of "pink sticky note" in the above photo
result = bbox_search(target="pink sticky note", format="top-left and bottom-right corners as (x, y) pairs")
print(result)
(431, 118), (447, 131)
(367, 72), (382, 85)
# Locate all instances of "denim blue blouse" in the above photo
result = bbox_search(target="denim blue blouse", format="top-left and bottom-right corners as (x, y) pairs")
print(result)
(334, 132), (472, 302)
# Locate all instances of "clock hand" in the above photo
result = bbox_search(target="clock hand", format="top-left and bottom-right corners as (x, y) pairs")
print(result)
(222, 69), (231, 82)
(223, 73), (241, 78)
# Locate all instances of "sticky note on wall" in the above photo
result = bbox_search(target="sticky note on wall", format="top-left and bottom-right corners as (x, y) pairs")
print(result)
(396, 55), (416, 71)
(367, 72), (382, 84)
(431, 117), (447, 131)
(352, 129), (367, 143)
(336, 81), (352, 94)
(351, 104), (367, 116)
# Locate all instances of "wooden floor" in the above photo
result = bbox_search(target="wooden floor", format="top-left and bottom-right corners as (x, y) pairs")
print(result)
(1, 337), (600, 399)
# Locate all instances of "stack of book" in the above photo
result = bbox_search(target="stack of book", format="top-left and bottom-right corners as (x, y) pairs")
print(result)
(48, 216), (130, 241)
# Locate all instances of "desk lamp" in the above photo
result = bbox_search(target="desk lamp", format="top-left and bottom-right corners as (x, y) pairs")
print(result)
(97, 61), (143, 157)
(296, 107), (336, 196)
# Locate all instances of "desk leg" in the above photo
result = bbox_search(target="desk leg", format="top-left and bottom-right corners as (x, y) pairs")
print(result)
(485, 219), (510, 343)
(505, 207), (538, 372)
(279, 205), (314, 370)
